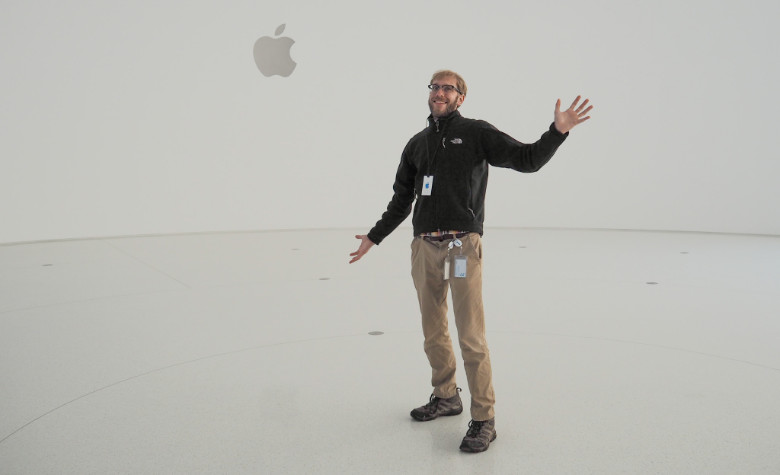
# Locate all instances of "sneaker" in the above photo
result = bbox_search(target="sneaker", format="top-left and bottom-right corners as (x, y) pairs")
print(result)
(410, 388), (463, 421)
(459, 418), (497, 453)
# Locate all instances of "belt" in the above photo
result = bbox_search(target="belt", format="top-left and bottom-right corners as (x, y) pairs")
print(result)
(419, 231), (470, 242)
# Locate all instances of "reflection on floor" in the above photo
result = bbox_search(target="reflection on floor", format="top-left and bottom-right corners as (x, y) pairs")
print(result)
(1, 228), (780, 474)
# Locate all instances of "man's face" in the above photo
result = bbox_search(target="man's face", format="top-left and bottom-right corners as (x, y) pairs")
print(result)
(428, 76), (464, 118)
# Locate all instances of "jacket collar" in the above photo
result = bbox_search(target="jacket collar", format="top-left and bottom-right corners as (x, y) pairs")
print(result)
(427, 109), (461, 129)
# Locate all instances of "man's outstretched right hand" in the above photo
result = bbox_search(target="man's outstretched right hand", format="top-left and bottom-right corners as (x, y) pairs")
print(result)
(349, 235), (375, 264)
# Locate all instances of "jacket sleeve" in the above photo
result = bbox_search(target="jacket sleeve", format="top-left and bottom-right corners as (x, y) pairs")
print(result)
(366, 148), (417, 245)
(481, 122), (568, 172)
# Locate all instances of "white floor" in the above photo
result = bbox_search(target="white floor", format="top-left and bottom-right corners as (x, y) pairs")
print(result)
(1, 228), (779, 474)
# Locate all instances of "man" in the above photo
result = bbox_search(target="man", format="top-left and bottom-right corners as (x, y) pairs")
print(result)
(349, 70), (592, 453)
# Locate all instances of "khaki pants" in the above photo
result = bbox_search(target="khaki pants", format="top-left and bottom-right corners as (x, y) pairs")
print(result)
(410, 233), (495, 421)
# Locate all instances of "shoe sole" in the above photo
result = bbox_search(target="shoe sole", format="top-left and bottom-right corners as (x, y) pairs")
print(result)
(410, 406), (463, 421)
(459, 432), (497, 453)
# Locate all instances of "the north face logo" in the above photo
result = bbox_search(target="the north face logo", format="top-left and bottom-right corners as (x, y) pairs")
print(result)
(450, 138), (463, 145)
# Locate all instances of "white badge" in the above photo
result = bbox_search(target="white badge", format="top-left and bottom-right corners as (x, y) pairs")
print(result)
(454, 255), (467, 278)
(422, 175), (434, 196)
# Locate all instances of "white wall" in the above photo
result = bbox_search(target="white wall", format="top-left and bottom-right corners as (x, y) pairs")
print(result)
(2, 0), (778, 244)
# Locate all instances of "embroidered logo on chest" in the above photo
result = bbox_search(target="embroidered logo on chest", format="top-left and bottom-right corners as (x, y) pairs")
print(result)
(450, 138), (463, 145)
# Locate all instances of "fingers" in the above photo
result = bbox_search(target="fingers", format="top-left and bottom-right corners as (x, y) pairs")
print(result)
(349, 248), (368, 263)
(570, 97), (594, 123)
(349, 248), (362, 264)
(349, 235), (372, 263)
(575, 98), (589, 112)
(567, 96), (594, 116)
(555, 98), (561, 113)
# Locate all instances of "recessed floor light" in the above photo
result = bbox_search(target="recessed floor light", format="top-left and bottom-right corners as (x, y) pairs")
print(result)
(368, 331), (384, 336)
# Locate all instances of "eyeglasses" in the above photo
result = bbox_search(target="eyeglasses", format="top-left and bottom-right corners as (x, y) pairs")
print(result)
(428, 84), (462, 94)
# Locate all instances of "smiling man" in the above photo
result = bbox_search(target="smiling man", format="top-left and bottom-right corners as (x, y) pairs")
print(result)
(350, 70), (592, 453)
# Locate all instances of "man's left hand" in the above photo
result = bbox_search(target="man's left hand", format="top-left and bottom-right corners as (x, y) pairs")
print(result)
(554, 96), (593, 134)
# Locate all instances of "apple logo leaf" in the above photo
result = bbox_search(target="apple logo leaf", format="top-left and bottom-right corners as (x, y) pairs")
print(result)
(275, 24), (286, 36)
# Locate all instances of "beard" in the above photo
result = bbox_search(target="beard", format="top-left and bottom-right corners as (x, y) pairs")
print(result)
(428, 97), (459, 118)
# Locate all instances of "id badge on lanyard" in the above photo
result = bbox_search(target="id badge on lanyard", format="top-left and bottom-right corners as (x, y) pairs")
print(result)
(422, 176), (434, 196)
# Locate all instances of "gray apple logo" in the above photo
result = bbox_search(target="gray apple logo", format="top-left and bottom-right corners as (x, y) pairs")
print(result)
(253, 24), (297, 77)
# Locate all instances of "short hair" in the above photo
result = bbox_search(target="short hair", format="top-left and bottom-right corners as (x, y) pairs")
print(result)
(430, 70), (467, 97)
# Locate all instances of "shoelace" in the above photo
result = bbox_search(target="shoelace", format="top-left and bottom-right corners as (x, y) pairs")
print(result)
(466, 420), (484, 438)
(423, 394), (440, 414)
(423, 387), (462, 414)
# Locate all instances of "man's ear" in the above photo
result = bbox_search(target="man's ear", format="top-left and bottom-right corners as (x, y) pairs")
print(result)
(456, 94), (465, 108)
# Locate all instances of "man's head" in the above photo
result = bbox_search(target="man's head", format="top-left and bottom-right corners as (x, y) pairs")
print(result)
(428, 70), (467, 118)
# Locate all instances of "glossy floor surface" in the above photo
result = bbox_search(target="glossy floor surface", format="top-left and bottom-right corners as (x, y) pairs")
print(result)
(1, 229), (780, 474)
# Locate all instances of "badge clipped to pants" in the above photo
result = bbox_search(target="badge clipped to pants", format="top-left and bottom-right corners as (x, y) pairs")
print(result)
(444, 238), (467, 280)
(453, 255), (467, 278)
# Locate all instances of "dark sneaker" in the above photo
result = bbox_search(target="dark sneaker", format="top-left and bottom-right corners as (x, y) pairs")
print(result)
(459, 418), (497, 453)
(410, 388), (463, 421)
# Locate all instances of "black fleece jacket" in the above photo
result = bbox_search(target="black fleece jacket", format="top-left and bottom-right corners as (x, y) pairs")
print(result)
(367, 110), (568, 245)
